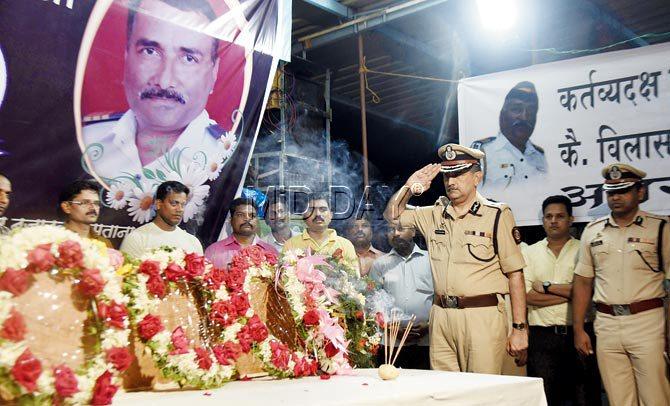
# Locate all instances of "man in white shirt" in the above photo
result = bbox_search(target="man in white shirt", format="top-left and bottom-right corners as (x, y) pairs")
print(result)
(121, 180), (203, 258)
(524, 195), (600, 405)
(370, 222), (433, 370)
(471, 82), (547, 189)
(262, 193), (299, 252)
(82, 0), (237, 219)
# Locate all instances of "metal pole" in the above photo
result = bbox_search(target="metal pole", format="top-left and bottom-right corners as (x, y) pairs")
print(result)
(325, 69), (333, 191)
(358, 34), (370, 188)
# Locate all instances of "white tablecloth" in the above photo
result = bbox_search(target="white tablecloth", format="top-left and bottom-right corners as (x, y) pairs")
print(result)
(115, 369), (547, 405)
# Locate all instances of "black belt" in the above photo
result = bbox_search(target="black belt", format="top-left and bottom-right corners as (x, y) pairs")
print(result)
(530, 325), (572, 335)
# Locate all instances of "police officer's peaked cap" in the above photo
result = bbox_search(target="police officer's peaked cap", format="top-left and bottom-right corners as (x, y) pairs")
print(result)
(437, 144), (484, 173)
(601, 163), (646, 191)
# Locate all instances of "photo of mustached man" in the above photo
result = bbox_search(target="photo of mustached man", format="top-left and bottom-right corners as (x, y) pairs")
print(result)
(471, 81), (547, 189)
(82, 0), (229, 185)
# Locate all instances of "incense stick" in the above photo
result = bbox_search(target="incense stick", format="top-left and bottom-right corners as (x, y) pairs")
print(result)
(391, 315), (416, 365)
(384, 312), (388, 365)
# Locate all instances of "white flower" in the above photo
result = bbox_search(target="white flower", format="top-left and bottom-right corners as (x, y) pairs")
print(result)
(36, 371), (55, 395)
(206, 150), (226, 181)
(219, 131), (238, 160)
(101, 328), (130, 349)
(105, 181), (131, 210)
(127, 181), (157, 224)
(223, 323), (243, 343)
(0, 342), (27, 367)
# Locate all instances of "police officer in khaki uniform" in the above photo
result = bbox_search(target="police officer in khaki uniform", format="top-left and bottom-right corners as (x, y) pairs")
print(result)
(384, 144), (528, 373)
(573, 163), (670, 406)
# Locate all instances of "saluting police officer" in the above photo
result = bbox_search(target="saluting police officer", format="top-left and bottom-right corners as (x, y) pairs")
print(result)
(384, 144), (528, 373)
(573, 163), (670, 406)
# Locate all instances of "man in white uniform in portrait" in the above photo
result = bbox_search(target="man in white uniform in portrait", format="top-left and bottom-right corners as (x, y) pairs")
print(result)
(471, 81), (547, 190)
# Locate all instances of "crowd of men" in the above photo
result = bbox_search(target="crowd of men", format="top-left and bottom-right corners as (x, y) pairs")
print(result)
(0, 141), (668, 406)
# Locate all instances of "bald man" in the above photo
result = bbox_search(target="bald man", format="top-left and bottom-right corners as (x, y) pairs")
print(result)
(0, 174), (12, 235)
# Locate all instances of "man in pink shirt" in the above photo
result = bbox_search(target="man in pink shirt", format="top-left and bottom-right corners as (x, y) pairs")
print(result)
(205, 197), (278, 268)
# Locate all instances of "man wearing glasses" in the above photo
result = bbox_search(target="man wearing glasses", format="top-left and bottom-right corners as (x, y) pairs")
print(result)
(58, 180), (113, 248)
(120, 180), (203, 257)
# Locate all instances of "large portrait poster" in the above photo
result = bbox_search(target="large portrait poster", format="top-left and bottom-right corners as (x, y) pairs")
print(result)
(458, 43), (670, 225)
(0, 0), (290, 245)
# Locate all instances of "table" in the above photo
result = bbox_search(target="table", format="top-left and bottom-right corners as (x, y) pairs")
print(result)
(115, 369), (547, 405)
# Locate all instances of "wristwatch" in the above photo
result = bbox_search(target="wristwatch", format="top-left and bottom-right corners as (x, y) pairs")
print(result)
(512, 322), (527, 331)
(542, 281), (552, 294)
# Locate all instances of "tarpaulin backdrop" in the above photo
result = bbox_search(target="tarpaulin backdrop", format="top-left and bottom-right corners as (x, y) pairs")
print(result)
(0, 0), (290, 246)
(458, 43), (670, 226)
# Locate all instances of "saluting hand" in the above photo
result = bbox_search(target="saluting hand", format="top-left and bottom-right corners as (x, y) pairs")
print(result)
(405, 164), (441, 196)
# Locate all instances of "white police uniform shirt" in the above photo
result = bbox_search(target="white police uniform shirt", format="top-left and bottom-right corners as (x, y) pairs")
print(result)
(471, 132), (547, 189)
(82, 109), (227, 182)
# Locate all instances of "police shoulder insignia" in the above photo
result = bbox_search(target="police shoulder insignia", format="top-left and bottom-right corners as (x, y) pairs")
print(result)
(586, 216), (608, 228)
(207, 124), (227, 139)
(470, 137), (495, 151)
(512, 227), (522, 245)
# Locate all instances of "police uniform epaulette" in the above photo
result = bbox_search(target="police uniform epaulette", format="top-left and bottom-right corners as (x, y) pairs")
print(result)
(481, 198), (507, 209)
(586, 216), (609, 228)
(207, 124), (227, 140)
(644, 213), (669, 221)
(470, 137), (496, 150)
(435, 196), (449, 207)
(83, 112), (124, 124)
(532, 142), (544, 153)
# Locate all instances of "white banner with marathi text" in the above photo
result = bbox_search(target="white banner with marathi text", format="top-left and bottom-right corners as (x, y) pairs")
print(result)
(458, 43), (670, 226)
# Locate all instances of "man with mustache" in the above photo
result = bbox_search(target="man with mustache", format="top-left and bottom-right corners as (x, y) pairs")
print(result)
(262, 193), (299, 252)
(58, 180), (113, 248)
(283, 192), (360, 275)
(524, 195), (601, 405)
(384, 144), (528, 374)
(83, 0), (229, 185)
(205, 197), (277, 269)
(370, 222), (432, 369)
(345, 215), (383, 277)
(0, 173), (12, 235)
(470, 81), (547, 189)
(121, 180), (203, 257)
(573, 163), (670, 406)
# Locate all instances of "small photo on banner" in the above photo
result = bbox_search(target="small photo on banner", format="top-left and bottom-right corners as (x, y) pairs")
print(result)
(459, 43), (670, 225)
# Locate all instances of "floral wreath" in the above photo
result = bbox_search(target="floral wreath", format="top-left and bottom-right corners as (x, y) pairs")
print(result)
(123, 247), (235, 389)
(0, 226), (131, 405)
(203, 246), (350, 379)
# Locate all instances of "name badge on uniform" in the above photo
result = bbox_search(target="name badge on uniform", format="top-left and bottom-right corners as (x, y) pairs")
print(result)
(590, 240), (603, 247)
(435, 229), (446, 235)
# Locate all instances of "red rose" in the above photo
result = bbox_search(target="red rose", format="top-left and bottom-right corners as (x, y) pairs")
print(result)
(212, 342), (242, 365)
(138, 260), (161, 277)
(230, 293), (250, 317)
(230, 254), (249, 272)
(355, 310), (365, 321)
(91, 371), (118, 405)
(184, 253), (206, 279)
(324, 340), (339, 358)
(264, 251), (278, 266)
(209, 300), (237, 327)
(375, 312), (385, 328)
(106, 347), (133, 372)
(331, 248), (344, 261)
(11, 349), (42, 392)
(137, 314), (164, 341)
(0, 268), (32, 296)
(1, 308), (26, 341)
(320, 373), (331, 380)
(170, 327), (189, 355)
(236, 326), (253, 353)
(244, 246), (266, 266)
(247, 315), (268, 342)
(225, 266), (246, 292)
(78, 268), (105, 297)
(203, 268), (226, 290)
(302, 309), (320, 327)
(53, 364), (78, 397)
(56, 240), (84, 269)
(164, 263), (186, 282)
(145, 275), (166, 298)
(97, 301), (128, 329)
(270, 340), (290, 370)
(26, 244), (55, 273)
(195, 347), (212, 370)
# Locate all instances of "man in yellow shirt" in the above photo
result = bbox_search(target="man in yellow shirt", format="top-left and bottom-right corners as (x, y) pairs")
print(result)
(283, 192), (360, 275)
(524, 195), (600, 405)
